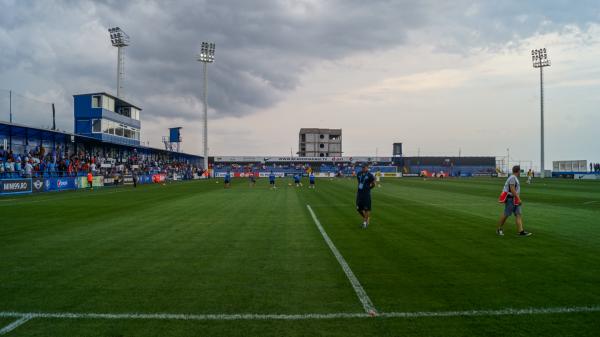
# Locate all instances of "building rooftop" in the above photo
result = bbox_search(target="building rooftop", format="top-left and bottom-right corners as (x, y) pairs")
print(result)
(73, 92), (142, 110)
(299, 128), (342, 134)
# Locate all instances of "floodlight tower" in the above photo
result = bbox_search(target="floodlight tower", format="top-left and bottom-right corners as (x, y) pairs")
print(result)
(108, 27), (130, 98)
(196, 42), (215, 172)
(532, 48), (551, 178)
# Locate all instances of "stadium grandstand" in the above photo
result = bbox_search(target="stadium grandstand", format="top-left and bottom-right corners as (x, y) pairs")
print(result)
(210, 156), (398, 178)
(210, 154), (497, 178)
(398, 156), (497, 177)
(0, 92), (203, 195)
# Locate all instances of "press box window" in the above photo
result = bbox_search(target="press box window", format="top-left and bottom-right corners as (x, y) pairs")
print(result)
(91, 95), (102, 108)
(92, 119), (102, 133)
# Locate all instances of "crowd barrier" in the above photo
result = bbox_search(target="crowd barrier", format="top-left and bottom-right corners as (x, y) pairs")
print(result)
(0, 173), (188, 196)
(211, 171), (403, 178)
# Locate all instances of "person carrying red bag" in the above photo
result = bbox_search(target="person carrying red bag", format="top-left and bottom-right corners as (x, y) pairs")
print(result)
(497, 165), (532, 237)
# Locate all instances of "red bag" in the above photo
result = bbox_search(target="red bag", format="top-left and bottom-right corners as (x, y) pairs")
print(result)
(513, 195), (522, 205)
(498, 191), (508, 203)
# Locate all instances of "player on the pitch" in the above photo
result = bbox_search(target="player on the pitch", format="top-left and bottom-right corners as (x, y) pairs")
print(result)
(356, 163), (376, 229)
(223, 171), (231, 188)
(526, 169), (533, 184)
(375, 170), (382, 187)
(293, 173), (301, 187)
(248, 173), (256, 187)
(309, 172), (316, 189)
(497, 165), (532, 236)
(269, 171), (276, 189)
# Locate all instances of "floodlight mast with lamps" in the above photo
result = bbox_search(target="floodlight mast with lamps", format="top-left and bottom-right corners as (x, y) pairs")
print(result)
(108, 27), (130, 98)
(197, 42), (216, 173)
(532, 48), (551, 178)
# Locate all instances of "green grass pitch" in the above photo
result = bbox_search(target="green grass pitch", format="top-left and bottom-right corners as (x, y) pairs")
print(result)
(1, 177), (599, 336)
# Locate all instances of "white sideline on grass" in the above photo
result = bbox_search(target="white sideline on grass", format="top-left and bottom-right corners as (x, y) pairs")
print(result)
(0, 306), (598, 323)
(306, 204), (378, 315)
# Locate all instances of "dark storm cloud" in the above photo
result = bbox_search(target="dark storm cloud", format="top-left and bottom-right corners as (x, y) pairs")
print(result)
(1, 0), (599, 122)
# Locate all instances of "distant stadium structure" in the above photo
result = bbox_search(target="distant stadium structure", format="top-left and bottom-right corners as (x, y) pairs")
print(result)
(298, 128), (342, 157)
(74, 92), (141, 146)
(398, 156), (496, 177)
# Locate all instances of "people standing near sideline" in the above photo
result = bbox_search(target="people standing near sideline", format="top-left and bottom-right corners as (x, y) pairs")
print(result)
(132, 170), (138, 188)
(497, 165), (532, 237)
(87, 170), (94, 191)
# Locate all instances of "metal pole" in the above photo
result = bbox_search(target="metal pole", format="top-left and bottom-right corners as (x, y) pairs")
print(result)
(9, 90), (12, 123)
(117, 47), (122, 97)
(52, 103), (56, 130)
(507, 148), (510, 173)
(540, 66), (545, 178)
(203, 62), (209, 174)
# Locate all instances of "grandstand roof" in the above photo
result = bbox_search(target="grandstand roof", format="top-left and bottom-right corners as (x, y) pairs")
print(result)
(0, 121), (201, 160)
(73, 92), (142, 110)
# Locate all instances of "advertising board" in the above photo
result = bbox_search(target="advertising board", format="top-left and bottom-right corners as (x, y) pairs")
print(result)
(0, 178), (32, 195)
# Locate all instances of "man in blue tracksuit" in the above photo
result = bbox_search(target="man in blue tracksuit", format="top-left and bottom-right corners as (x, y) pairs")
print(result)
(224, 171), (231, 188)
(269, 171), (276, 189)
(356, 164), (375, 229)
(309, 172), (315, 189)
(294, 173), (301, 187)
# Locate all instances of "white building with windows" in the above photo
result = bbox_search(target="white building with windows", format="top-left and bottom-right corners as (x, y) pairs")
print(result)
(298, 128), (342, 157)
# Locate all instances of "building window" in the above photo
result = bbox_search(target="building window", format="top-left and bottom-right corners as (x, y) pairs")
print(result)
(319, 153), (324, 157)
(131, 108), (140, 120)
(92, 95), (102, 108)
(99, 96), (115, 111)
(319, 143), (324, 148)
(319, 134), (324, 139)
(119, 107), (131, 118)
(92, 119), (101, 133)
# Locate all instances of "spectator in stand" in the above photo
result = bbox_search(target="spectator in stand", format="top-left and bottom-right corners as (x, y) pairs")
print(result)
(24, 160), (33, 178)
(15, 156), (22, 176)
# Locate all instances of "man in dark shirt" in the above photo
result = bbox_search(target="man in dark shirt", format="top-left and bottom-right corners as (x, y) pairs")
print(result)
(356, 163), (376, 229)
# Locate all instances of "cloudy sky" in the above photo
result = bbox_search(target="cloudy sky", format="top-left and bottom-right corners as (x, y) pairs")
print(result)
(1, 0), (600, 169)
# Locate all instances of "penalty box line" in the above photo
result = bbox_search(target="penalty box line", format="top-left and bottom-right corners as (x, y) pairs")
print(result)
(306, 204), (377, 315)
(0, 315), (32, 335)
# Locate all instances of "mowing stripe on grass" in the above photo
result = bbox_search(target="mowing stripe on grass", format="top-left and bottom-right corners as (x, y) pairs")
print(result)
(0, 306), (598, 322)
(0, 315), (32, 335)
(306, 204), (377, 315)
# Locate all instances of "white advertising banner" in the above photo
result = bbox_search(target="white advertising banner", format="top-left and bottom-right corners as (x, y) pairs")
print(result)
(213, 156), (393, 163)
